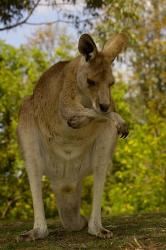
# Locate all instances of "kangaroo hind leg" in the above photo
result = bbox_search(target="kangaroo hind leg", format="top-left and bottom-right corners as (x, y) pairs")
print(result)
(17, 98), (48, 241)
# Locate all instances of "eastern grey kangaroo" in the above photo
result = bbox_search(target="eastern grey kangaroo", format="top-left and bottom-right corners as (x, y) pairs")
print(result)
(17, 33), (128, 240)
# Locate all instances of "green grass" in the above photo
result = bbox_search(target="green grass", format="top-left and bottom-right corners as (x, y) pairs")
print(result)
(0, 213), (166, 249)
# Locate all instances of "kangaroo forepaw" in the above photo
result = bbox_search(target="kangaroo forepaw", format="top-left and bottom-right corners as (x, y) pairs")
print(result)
(67, 116), (90, 129)
(97, 228), (113, 239)
(117, 122), (129, 139)
(17, 228), (48, 242)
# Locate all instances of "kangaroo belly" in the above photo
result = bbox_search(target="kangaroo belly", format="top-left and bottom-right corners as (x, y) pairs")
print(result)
(37, 118), (101, 181)
(43, 142), (93, 182)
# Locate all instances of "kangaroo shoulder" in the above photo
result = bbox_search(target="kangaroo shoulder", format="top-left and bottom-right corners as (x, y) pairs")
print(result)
(39, 60), (70, 84)
(19, 95), (33, 117)
(33, 60), (70, 101)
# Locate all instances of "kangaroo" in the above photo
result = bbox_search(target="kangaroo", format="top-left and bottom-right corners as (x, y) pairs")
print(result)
(17, 33), (129, 241)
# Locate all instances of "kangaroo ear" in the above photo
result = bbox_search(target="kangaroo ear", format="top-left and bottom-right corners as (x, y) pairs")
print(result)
(78, 34), (98, 62)
(103, 33), (128, 62)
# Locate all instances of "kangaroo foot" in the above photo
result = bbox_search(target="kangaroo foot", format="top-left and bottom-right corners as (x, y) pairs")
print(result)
(17, 228), (48, 242)
(88, 225), (113, 239)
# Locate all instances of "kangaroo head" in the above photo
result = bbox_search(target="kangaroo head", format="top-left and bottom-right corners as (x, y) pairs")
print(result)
(77, 33), (128, 113)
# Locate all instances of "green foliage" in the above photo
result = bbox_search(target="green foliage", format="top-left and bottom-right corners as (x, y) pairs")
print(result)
(27, 26), (76, 63)
(103, 82), (166, 215)
(0, 41), (51, 219)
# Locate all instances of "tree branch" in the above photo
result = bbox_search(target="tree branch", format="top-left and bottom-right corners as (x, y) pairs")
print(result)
(38, 3), (74, 6)
(0, 0), (41, 31)
(26, 17), (96, 26)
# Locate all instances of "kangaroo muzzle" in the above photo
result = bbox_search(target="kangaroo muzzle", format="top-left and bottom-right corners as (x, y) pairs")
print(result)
(99, 103), (110, 113)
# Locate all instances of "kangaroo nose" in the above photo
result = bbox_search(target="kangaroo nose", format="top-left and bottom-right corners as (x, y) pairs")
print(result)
(99, 104), (109, 112)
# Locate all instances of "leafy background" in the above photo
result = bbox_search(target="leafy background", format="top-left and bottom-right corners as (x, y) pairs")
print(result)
(0, 0), (165, 220)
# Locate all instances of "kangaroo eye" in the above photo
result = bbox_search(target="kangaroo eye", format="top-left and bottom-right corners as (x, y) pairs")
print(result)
(87, 78), (96, 86)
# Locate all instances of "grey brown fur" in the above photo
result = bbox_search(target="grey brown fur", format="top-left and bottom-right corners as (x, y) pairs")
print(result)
(17, 33), (128, 241)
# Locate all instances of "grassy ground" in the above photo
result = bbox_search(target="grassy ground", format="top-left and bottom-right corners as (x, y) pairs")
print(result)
(0, 213), (166, 249)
